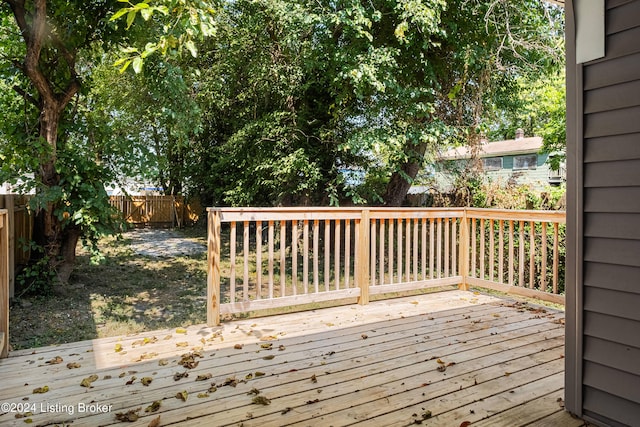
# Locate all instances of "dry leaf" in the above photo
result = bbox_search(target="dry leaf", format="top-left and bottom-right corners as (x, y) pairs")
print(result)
(245, 373), (253, 380)
(234, 344), (243, 349)
(66, 362), (81, 369)
(45, 356), (63, 365)
(145, 401), (161, 413)
(197, 393), (209, 398)
(80, 375), (99, 388)
(504, 372), (511, 376)
(255, 372), (265, 377)
(176, 342), (189, 348)
(252, 396), (271, 405)
(114, 343), (123, 353)
(158, 359), (168, 366)
(148, 415), (161, 427)
(125, 376), (137, 385)
(361, 334), (368, 339)
(173, 372), (189, 381)
(141, 377), (153, 386)
(247, 388), (260, 395)
(196, 373), (212, 381)
(115, 409), (140, 422)
(311, 374), (317, 383)
(176, 390), (188, 402)
(208, 386), (217, 393)
(176, 328), (187, 334)
(460, 422), (471, 427)
(410, 301), (419, 305)
(260, 343), (273, 349)
(262, 355), (275, 360)
(278, 345), (286, 351)
(32, 386), (49, 394)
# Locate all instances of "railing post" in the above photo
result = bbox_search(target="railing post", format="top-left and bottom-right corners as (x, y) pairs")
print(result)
(356, 209), (370, 305)
(207, 208), (222, 326)
(458, 209), (469, 291)
(0, 211), (9, 358)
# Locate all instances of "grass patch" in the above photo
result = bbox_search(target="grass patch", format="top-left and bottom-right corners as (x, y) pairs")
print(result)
(9, 227), (208, 350)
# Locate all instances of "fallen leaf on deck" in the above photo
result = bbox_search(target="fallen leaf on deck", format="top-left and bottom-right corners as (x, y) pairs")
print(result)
(115, 408), (140, 422)
(247, 387), (260, 395)
(410, 301), (419, 305)
(436, 359), (445, 364)
(176, 342), (189, 347)
(255, 372), (265, 377)
(164, 335), (172, 340)
(176, 390), (188, 402)
(125, 376), (137, 385)
(493, 313), (501, 317)
(234, 344), (243, 349)
(460, 421), (471, 427)
(311, 374), (317, 383)
(437, 365), (446, 372)
(281, 407), (292, 414)
(306, 399), (320, 404)
(80, 375), (99, 388)
(141, 377), (153, 386)
(176, 328), (187, 334)
(422, 410), (432, 419)
(23, 418), (33, 423)
(158, 359), (168, 366)
(67, 362), (81, 369)
(260, 343), (273, 349)
(245, 373), (253, 380)
(196, 373), (212, 381)
(197, 392), (209, 398)
(148, 415), (161, 427)
(178, 353), (200, 369)
(325, 323), (335, 327)
(208, 386), (218, 393)
(252, 396), (271, 405)
(145, 401), (161, 413)
(361, 334), (368, 339)
(504, 372), (511, 376)
(278, 345), (286, 351)
(136, 352), (159, 362)
(260, 335), (277, 341)
(263, 355), (275, 360)
(115, 344), (123, 353)
(32, 386), (49, 394)
(447, 362), (456, 367)
(45, 356), (63, 365)
(173, 372), (189, 381)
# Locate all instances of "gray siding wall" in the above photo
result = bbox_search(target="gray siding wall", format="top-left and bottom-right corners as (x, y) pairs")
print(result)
(577, 0), (640, 424)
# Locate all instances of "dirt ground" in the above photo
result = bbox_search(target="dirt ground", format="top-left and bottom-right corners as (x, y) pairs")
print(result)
(9, 228), (209, 350)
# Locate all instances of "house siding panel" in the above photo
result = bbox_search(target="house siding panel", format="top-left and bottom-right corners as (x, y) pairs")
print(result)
(572, 1), (640, 424)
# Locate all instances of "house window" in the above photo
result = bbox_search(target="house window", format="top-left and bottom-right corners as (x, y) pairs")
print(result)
(482, 157), (502, 171)
(514, 154), (538, 170)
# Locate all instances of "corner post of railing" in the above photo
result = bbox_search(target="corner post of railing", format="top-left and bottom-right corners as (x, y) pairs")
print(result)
(0, 210), (9, 358)
(356, 209), (370, 305)
(458, 208), (470, 291)
(207, 208), (222, 326)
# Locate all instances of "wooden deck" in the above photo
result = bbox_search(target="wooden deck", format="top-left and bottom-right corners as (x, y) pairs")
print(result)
(0, 290), (586, 427)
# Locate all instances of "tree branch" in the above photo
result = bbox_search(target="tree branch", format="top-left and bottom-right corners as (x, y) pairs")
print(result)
(12, 84), (40, 108)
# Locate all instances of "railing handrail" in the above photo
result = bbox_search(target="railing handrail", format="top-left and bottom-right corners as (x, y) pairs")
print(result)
(0, 209), (8, 358)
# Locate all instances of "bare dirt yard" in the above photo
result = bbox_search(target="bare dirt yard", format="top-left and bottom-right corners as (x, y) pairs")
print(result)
(9, 227), (209, 350)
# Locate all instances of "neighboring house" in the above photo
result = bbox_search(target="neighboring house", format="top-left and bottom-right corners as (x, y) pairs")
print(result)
(432, 129), (565, 192)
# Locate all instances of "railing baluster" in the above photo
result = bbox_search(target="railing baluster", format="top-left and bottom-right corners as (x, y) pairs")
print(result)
(519, 220), (525, 287)
(529, 220), (535, 290)
(324, 220), (330, 292)
(405, 218), (411, 282)
(256, 221), (262, 299)
(444, 218), (450, 277)
(335, 219), (341, 290)
(345, 219), (351, 289)
(471, 218), (477, 277)
(389, 219), (394, 284)
(243, 221), (249, 301)
(413, 219), (419, 281)
(489, 219), (494, 282)
(230, 221), (236, 303)
(421, 218), (427, 280)
(498, 220), (504, 284)
(452, 218), (457, 277)
(541, 222), (547, 292)
(303, 219), (309, 294)
(437, 218), (442, 279)
(371, 219), (377, 286)
(397, 218), (403, 283)
(268, 221), (274, 299)
(313, 219), (319, 293)
(553, 222), (559, 294)
(429, 219), (435, 280)
(292, 221), (298, 295)
(509, 220), (514, 286)
(280, 221), (286, 297)
(479, 218), (485, 280)
(379, 219), (385, 285)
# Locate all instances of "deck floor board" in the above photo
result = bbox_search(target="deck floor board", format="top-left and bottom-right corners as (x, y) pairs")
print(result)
(0, 290), (586, 426)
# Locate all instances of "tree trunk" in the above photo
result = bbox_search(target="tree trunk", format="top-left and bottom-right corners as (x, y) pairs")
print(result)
(382, 141), (429, 207)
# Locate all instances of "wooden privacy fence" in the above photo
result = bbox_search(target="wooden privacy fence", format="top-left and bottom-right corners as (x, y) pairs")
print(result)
(110, 195), (201, 228)
(206, 207), (566, 325)
(0, 195), (33, 298)
(0, 209), (9, 358)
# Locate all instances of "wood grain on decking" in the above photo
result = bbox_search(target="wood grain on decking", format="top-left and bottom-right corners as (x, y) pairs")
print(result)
(0, 291), (585, 427)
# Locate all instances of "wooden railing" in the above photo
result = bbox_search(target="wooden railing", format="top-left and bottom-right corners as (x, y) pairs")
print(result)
(206, 207), (566, 325)
(0, 209), (9, 358)
(110, 195), (202, 228)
